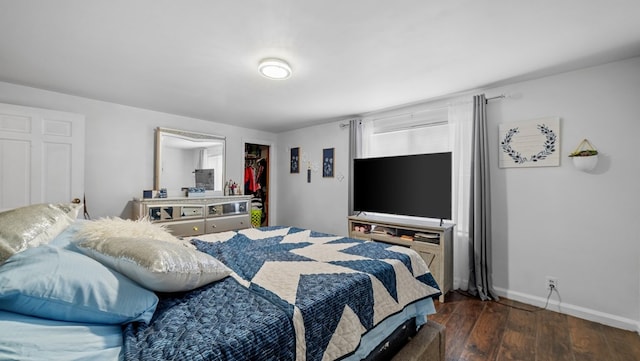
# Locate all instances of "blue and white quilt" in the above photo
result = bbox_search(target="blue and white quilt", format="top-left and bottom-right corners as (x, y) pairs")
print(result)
(195, 226), (441, 361)
(122, 276), (295, 360)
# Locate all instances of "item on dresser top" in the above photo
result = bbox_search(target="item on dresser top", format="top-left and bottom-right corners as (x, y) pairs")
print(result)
(187, 187), (206, 197)
(194, 169), (215, 190)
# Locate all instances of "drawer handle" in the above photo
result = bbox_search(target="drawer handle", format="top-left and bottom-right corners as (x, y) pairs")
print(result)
(193, 226), (199, 231)
(211, 224), (217, 228)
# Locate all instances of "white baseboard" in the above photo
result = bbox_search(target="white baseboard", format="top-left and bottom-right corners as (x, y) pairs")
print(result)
(453, 277), (468, 291)
(493, 286), (640, 333)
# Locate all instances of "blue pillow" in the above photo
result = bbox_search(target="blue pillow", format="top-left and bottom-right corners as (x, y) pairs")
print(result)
(0, 245), (158, 325)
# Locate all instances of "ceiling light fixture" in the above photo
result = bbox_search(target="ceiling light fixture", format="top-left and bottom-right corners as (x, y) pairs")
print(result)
(258, 58), (292, 80)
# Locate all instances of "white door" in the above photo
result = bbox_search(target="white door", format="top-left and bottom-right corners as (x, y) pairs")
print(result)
(0, 103), (85, 211)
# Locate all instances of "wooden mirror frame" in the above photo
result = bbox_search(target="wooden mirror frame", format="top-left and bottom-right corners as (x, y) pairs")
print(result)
(154, 127), (226, 194)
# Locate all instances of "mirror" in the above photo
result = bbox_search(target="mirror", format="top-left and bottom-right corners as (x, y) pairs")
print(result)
(154, 127), (225, 195)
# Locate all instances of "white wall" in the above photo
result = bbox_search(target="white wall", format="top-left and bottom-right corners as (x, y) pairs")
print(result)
(0, 81), (278, 220)
(276, 57), (640, 331)
(487, 57), (640, 331)
(276, 121), (350, 236)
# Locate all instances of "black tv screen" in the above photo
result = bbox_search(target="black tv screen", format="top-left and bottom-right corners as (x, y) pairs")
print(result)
(353, 152), (452, 220)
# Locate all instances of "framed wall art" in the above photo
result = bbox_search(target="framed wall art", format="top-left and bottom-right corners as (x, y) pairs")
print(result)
(290, 147), (299, 173)
(499, 117), (560, 168)
(322, 148), (334, 177)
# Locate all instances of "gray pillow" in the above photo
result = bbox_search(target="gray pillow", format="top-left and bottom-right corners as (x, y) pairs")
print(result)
(0, 203), (81, 263)
(74, 237), (231, 292)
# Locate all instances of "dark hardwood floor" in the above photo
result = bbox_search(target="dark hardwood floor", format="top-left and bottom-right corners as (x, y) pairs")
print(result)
(430, 291), (640, 361)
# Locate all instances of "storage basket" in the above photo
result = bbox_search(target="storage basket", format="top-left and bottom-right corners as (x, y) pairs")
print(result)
(251, 209), (262, 227)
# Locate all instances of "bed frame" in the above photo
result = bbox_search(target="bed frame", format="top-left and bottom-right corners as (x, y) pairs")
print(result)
(392, 321), (446, 361)
(364, 319), (445, 361)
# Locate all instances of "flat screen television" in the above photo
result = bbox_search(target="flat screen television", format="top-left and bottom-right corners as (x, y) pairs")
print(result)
(353, 152), (452, 220)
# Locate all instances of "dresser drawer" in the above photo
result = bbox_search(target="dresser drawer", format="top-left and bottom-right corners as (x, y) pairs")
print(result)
(205, 214), (250, 233)
(164, 220), (205, 237)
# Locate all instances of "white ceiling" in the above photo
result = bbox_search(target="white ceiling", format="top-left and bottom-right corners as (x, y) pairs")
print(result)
(1, 1), (639, 132)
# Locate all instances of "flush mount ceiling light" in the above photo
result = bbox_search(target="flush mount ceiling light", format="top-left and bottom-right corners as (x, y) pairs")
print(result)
(258, 58), (292, 80)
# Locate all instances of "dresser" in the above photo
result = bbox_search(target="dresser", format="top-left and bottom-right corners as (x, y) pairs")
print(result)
(133, 196), (252, 236)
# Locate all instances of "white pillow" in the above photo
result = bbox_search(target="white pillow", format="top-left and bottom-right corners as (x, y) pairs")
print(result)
(75, 217), (195, 249)
(0, 203), (82, 263)
(74, 237), (231, 292)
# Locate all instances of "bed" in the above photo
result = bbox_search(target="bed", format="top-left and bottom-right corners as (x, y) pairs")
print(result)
(0, 203), (443, 361)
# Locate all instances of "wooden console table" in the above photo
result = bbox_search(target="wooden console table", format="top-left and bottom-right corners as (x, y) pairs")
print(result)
(348, 214), (453, 303)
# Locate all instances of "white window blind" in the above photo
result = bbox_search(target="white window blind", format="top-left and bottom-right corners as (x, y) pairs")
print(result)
(362, 107), (450, 157)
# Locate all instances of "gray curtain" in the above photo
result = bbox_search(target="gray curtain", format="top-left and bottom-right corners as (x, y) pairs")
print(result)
(348, 119), (362, 215)
(468, 94), (499, 301)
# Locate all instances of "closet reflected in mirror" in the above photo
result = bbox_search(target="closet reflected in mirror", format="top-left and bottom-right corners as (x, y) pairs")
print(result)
(154, 127), (225, 196)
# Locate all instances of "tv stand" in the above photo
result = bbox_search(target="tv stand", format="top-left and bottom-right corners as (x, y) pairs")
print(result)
(348, 214), (453, 303)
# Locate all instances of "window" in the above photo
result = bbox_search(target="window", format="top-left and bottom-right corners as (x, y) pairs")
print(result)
(362, 107), (450, 158)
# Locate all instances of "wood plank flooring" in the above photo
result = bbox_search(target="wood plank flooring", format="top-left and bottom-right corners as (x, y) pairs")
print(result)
(431, 291), (640, 361)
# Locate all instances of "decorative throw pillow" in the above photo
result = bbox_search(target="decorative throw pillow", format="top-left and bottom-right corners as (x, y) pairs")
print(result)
(62, 202), (82, 219)
(0, 245), (158, 324)
(74, 237), (231, 292)
(74, 216), (195, 249)
(0, 203), (82, 263)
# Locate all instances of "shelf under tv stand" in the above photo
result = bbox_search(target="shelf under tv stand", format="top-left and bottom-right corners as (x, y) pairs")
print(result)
(348, 214), (453, 303)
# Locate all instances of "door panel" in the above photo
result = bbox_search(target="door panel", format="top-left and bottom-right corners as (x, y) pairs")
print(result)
(0, 103), (84, 211)
(0, 139), (31, 209)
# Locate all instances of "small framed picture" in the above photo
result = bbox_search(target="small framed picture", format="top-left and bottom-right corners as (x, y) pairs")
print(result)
(322, 148), (334, 177)
(290, 147), (300, 173)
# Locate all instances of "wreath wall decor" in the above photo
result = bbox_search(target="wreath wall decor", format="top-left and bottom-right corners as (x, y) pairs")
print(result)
(498, 117), (561, 168)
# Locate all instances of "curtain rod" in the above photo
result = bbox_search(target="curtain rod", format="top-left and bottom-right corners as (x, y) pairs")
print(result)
(340, 94), (507, 127)
(486, 94), (506, 102)
(369, 105), (449, 124)
(339, 118), (360, 128)
(373, 120), (449, 134)
(368, 93), (507, 124)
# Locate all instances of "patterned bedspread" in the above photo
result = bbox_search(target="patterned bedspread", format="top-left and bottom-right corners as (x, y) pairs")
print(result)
(195, 226), (441, 361)
(123, 226), (440, 361)
(122, 276), (295, 361)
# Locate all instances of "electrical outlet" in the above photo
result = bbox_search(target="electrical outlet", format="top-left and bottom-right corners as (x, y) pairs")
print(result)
(546, 277), (559, 290)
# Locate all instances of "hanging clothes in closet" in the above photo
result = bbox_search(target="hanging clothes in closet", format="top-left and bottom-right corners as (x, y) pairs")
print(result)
(244, 163), (258, 195)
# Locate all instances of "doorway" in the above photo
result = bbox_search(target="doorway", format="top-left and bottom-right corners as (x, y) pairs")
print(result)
(244, 143), (270, 226)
